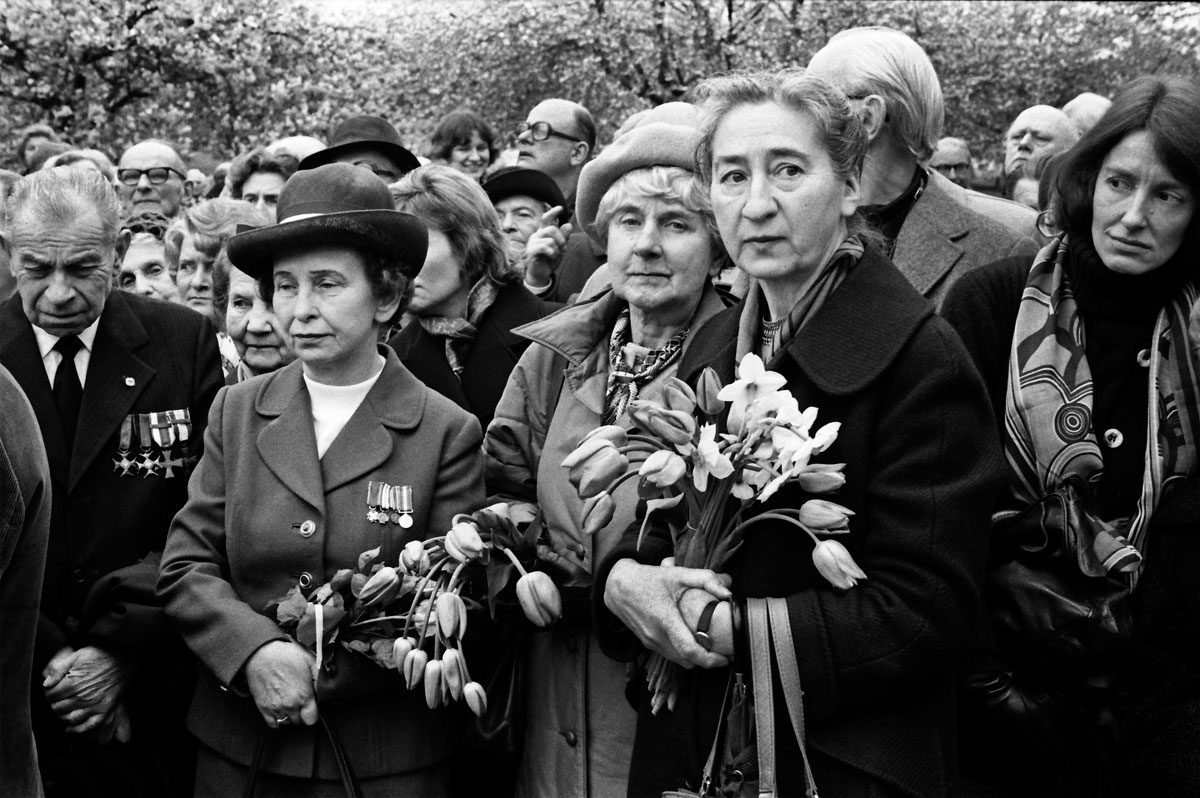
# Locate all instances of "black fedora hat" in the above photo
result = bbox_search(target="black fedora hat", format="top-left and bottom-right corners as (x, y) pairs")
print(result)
(297, 115), (421, 175)
(226, 162), (427, 280)
(482, 166), (566, 212)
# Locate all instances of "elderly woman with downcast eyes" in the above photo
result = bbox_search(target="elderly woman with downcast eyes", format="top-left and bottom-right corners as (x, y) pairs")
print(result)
(483, 102), (734, 798)
(157, 163), (485, 797)
(593, 69), (1003, 797)
(943, 75), (1200, 798)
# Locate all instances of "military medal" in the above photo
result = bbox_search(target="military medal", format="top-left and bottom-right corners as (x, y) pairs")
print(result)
(396, 485), (414, 529)
(366, 481), (384, 524)
(136, 414), (162, 477)
(112, 416), (135, 476)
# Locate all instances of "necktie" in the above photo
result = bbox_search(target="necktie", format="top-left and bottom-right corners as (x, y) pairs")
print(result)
(53, 335), (83, 449)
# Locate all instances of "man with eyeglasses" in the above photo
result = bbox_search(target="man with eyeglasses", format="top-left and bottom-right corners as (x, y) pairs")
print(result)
(516, 99), (596, 214)
(115, 140), (189, 220)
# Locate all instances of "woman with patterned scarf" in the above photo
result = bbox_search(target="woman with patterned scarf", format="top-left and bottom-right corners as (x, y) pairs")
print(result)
(944, 75), (1200, 797)
(387, 164), (560, 432)
(483, 102), (734, 798)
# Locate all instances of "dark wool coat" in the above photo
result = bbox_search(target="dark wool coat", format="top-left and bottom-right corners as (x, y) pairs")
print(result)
(0, 366), (51, 798)
(0, 290), (223, 797)
(388, 281), (560, 433)
(157, 348), (484, 785)
(593, 245), (1004, 798)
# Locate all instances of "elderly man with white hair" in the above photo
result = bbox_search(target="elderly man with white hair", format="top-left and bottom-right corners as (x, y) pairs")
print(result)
(807, 26), (1038, 305)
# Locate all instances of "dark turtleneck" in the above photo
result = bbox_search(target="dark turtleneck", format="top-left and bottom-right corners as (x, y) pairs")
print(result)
(940, 235), (1193, 521)
(1066, 236), (1190, 519)
(859, 166), (928, 255)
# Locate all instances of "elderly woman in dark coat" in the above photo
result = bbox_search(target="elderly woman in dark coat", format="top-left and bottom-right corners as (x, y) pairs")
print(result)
(158, 163), (485, 797)
(388, 165), (559, 433)
(595, 69), (1003, 798)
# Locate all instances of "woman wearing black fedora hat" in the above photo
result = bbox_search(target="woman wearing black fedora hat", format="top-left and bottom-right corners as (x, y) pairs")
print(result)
(158, 162), (486, 797)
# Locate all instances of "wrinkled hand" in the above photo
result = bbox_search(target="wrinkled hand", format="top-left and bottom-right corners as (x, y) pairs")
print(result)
(245, 640), (319, 728)
(678, 588), (735, 658)
(520, 206), (573, 286)
(43, 645), (130, 736)
(604, 559), (732, 669)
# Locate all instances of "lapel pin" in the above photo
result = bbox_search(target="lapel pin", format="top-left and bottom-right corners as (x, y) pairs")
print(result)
(124, 376), (136, 387)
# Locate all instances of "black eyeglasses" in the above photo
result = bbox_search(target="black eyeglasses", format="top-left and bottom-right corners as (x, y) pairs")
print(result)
(1036, 209), (1059, 238)
(519, 121), (583, 143)
(117, 167), (185, 186)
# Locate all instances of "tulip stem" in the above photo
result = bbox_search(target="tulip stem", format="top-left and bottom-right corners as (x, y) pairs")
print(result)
(446, 561), (467, 592)
(499, 545), (530, 577)
(402, 559), (449, 640)
(725, 511), (820, 546)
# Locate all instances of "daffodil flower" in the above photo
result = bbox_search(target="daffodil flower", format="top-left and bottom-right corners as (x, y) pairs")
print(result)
(718, 353), (788, 435)
(692, 423), (734, 491)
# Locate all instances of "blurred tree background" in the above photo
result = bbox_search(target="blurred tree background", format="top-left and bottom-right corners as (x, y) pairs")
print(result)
(2, 0), (1198, 174)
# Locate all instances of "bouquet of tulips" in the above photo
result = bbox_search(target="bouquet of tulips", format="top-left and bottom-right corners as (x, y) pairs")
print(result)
(562, 353), (866, 713)
(266, 502), (564, 716)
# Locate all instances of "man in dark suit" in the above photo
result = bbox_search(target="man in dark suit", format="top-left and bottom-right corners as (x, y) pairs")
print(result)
(808, 27), (1040, 307)
(0, 168), (222, 796)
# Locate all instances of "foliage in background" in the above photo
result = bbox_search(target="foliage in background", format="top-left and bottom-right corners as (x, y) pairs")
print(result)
(2, 0), (1197, 172)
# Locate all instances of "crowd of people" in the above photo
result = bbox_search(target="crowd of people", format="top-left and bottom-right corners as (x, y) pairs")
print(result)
(1, 22), (1198, 798)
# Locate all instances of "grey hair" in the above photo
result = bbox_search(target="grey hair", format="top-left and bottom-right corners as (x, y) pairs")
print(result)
(6, 168), (123, 248)
(813, 26), (944, 162)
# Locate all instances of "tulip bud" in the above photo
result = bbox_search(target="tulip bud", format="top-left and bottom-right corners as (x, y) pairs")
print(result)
(695, 367), (725, 416)
(435, 591), (469, 640)
(581, 491), (616, 536)
(424, 659), (444, 709)
(403, 647), (428, 690)
(581, 425), (629, 448)
(371, 638), (397, 668)
(442, 647), (465, 700)
(400, 540), (430, 575)
(811, 539), (867, 590)
(357, 546), (382, 572)
(662, 377), (698, 414)
(795, 469), (847, 493)
(644, 406), (697, 448)
(357, 566), (400, 605)
(464, 681), (488, 718)
(483, 501), (512, 521)
(561, 436), (615, 470)
(639, 449), (688, 488)
(516, 571), (562, 627)
(445, 518), (486, 562)
(797, 499), (854, 532)
(392, 637), (415, 669)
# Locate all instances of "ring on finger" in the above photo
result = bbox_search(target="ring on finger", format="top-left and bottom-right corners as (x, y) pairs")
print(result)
(274, 714), (290, 725)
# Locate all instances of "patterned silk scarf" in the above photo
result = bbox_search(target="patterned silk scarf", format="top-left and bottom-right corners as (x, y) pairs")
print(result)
(735, 235), (865, 363)
(602, 306), (692, 424)
(417, 276), (503, 379)
(1002, 235), (1200, 585)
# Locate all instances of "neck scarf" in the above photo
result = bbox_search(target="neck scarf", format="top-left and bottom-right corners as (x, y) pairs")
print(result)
(417, 276), (502, 379)
(1002, 234), (1200, 586)
(735, 235), (865, 364)
(603, 306), (692, 424)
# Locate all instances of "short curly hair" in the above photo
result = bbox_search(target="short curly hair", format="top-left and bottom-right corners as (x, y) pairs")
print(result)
(225, 148), (299, 199)
(429, 110), (499, 167)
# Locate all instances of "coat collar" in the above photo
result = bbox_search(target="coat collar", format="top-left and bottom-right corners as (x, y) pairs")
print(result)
(254, 347), (427, 508)
(514, 282), (729, 366)
(679, 244), (933, 396)
(891, 169), (971, 297)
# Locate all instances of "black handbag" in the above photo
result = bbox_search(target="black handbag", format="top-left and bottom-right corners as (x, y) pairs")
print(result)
(314, 643), (405, 706)
(988, 474), (1138, 678)
(243, 716), (362, 798)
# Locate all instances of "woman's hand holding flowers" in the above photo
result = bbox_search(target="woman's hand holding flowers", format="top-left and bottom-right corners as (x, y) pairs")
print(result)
(245, 640), (319, 728)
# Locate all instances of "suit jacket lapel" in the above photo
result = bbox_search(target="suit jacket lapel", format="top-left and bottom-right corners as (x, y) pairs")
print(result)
(892, 170), (970, 297)
(70, 292), (155, 490)
(321, 350), (425, 494)
(0, 295), (70, 481)
(255, 362), (325, 512)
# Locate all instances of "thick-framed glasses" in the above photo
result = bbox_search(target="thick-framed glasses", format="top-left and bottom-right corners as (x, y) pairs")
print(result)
(117, 167), (185, 186)
(519, 121), (583, 143)
(1036, 209), (1059, 238)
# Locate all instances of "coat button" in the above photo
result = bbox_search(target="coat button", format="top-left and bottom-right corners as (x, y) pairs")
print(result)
(297, 572), (314, 589)
(1104, 429), (1123, 448)
(561, 729), (578, 747)
(1137, 348), (1151, 367)
(298, 520), (316, 537)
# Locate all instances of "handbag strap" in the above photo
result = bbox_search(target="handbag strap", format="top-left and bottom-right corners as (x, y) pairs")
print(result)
(242, 716), (364, 798)
(767, 597), (818, 798)
(747, 597), (777, 798)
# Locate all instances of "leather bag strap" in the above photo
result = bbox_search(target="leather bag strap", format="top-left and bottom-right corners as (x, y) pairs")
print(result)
(767, 597), (818, 797)
(747, 597), (776, 798)
(241, 717), (363, 798)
